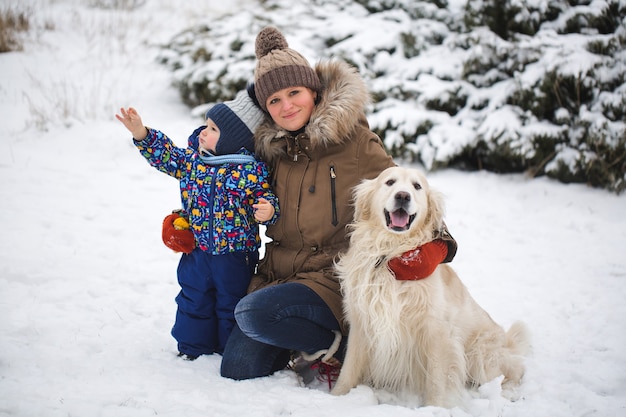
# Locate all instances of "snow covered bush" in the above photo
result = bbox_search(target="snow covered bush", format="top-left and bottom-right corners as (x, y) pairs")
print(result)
(157, 0), (626, 193)
(0, 5), (31, 53)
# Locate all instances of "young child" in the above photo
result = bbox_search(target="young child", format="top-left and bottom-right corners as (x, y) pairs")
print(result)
(116, 90), (279, 360)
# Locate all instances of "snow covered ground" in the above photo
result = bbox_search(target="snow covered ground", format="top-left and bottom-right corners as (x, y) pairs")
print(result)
(1, 1), (625, 416)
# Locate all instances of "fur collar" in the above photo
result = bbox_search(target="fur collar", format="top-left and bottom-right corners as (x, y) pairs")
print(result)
(254, 60), (371, 164)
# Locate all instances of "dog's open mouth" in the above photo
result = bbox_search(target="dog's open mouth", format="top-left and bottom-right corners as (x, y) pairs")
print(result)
(385, 208), (416, 232)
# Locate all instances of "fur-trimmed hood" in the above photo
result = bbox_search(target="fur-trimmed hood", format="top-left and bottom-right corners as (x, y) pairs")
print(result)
(254, 60), (371, 164)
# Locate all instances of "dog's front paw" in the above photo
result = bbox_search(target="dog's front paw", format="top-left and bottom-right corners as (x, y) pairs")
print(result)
(330, 382), (351, 396)
(501, 383), (523, 402)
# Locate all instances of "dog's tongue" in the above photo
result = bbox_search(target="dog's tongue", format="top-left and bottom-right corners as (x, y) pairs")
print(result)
(390, 209), (409, 228)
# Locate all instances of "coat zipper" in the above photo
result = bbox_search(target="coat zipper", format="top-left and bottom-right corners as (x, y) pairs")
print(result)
(330, 165), (338, 226)
(207, 167), (217, 253)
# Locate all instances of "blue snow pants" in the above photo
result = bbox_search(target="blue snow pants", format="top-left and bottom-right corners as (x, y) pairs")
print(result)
(171, 248), (258, 357)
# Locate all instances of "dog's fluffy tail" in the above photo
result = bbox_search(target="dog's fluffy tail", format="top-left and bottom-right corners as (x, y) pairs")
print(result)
(501, 321), (532, 400)
(505, 321), (532, 356)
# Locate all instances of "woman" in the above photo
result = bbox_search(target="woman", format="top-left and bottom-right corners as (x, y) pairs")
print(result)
(220, 27), (456, 381)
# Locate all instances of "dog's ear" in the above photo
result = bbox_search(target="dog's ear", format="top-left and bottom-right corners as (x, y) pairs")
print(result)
(352, 178), (377, 222)
(425, 186), (446, 232)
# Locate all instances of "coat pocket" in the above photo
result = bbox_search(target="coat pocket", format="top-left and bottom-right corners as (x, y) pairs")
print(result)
(329, 165), (338, 226)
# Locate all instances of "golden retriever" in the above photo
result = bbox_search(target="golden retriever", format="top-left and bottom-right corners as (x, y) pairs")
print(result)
(331, 166), (531, 407)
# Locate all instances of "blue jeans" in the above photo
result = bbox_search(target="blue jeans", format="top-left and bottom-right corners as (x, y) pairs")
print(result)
(220, 282), (341, 380)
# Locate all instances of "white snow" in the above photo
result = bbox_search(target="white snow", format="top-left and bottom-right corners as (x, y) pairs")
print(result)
(1, 1), (625, 416)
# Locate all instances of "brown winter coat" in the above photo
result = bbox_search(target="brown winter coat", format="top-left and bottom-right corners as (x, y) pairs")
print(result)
(251, 60), (455, 333)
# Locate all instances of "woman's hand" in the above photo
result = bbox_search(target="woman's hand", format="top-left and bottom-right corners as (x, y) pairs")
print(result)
(115, 107), (148, 140)
(253, 198), (275, 222)
(387, 239), (448, 280)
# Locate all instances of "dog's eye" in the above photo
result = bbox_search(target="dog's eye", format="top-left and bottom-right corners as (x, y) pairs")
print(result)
(413, 182), (422, 190)
(385, 179), (396, 186)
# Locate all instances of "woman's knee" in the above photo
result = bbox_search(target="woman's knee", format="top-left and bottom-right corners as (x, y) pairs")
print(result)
(233, 290), (275, 337)
(220, 323), (291, 380)
(235, 283), (334, 337)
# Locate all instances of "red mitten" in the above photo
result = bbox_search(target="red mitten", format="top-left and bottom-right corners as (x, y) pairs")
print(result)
(162, 213), (195, 254)
(387, 240), (448, 281)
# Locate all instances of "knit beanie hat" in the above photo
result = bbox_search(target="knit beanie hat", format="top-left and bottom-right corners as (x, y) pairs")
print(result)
(254, 26), (322, 112)
(204, 90), (265, 155)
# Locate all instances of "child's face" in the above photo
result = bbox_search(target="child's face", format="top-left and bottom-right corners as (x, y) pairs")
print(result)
(199, 118), (220, 152)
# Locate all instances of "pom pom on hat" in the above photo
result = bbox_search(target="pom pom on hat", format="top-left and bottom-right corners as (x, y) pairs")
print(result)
(204, 90), (265, 155)
(255, 27), (289, 59)
(254, 26), (322, 112)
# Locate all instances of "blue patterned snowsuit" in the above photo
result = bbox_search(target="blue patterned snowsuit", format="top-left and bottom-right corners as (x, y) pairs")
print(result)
(135, 127), (279, 356)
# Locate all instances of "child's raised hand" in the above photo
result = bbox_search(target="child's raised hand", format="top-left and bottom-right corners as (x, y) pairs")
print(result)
(115, 107), (148, 140)
(253, 198), (275, 222)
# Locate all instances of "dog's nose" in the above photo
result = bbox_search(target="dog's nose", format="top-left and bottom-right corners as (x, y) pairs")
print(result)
(395, 191), (411, 203)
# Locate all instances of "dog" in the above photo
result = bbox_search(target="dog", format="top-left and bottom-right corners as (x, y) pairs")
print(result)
(331, 166), (531, 407)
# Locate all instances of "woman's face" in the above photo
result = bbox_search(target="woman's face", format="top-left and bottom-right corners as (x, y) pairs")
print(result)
(265, 86), (317, 132)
